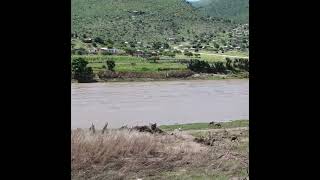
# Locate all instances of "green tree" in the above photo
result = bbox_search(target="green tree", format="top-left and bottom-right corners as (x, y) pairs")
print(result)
(71, 58), (94, 82)
(214, 42), (220, 49)
(226, 57), (233, 71)
(184, 51), (193, 57)
(163, 43), (170, 49)
(94, 37), (104, 44)
(187, 60), (211, 73)
(211, 62), (227, 74)
(152, 42), (162, 49)
(106, 60), (116, 71)
(124, 47), (135, 56)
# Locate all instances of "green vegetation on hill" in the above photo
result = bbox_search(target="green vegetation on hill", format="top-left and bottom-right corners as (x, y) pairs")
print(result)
(71, 0), (248, 51)
(190, 0), (249, 23)
(71, 0), (249, 82)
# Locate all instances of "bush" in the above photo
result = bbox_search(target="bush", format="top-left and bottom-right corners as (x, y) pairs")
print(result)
(72, 48), (88, 55)
(124, 48), (135, 56)
(211, 62), (227, 74)
(141, 67), (150, 71)
(147, 56), (160, 63)
(71, 58), (94, 82)
(94, 37), (105, 44)
(226, 57), (233, 71)
(106, 60), (116, 71)
(184, 51), (193, 57)
(233, 58), (249, 72)
(174, 50), (182, 54)
(187, 60), (229, 74)
(187, 59), (211, 73)
(194, 54), (201, 58)
(214, 43), (220, 49)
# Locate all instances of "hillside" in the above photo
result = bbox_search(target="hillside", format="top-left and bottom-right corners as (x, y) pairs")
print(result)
(190, 0), (249, 23)
(72, 0), (248, 50)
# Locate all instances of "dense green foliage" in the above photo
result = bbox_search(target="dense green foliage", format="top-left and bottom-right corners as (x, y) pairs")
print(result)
(106, 60), (116, 71)
(71, 58), (94, 82)
(71, 0), (248, 51)
(71, 0), (249, 82)
(187, 59), (211, 73)
(190, 0), (249, 23)
(187, 58), (249, 74)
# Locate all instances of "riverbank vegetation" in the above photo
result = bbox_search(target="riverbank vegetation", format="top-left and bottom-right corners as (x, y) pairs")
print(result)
(71, 54), (248, 82)
(71, 0), (249, 83)
(72, 120), (248, 179)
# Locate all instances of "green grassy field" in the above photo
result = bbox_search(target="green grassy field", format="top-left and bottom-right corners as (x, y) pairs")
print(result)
(175, 54), (226, 62)
(72, 53), (244, 73)
(159, 119), (249, 131)
(72, 55), (188, 73)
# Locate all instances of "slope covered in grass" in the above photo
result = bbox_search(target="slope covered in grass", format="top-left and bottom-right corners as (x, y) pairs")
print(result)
(71, 0), (239, 46)
(190, 0), (249, 23)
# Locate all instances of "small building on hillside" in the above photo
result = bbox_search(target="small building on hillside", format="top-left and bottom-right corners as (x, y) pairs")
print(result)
(99, 48), (119, 54)
(83, 38), (92, 43)
(88, 48), (98, 54)
(133, 50), (145, 57)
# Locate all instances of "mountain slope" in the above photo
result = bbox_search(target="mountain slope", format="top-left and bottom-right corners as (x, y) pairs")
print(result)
(190, 0), (249, 23)
(71, 0), (239, 46)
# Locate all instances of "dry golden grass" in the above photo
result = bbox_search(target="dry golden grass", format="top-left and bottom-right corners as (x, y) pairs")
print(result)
(71, 128), (248, 180)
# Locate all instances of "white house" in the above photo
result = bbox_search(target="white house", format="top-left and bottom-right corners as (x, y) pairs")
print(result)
(99, 48), (119, 54)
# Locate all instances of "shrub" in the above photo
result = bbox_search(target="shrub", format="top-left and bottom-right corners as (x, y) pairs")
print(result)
(194, 54), (201, 58)
(94, 37), (105, 44)
(226, 57), (234, 71)
(101, 51), (112, 55)
(71, 58), (94, 82)
(141, 67), (150, 71)
(233, 58), (249, 72)
(147, 56), (160, 63)
(106, 60), (116, 71)
(211, 62), (227, 74)
(73, 48), (88, 55)
(184, 51), (193, 57)
(187, 59), (211, 73)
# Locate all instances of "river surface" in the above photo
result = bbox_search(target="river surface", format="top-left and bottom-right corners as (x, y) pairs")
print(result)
(72, 79), (248, 129)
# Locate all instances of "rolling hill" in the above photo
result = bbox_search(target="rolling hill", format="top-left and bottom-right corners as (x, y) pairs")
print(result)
(189, 0), (249, 23)
(71, 0), (248, 51)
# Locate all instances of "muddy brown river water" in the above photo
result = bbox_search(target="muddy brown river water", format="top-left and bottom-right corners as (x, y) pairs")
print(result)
(71, 79), (248, 129)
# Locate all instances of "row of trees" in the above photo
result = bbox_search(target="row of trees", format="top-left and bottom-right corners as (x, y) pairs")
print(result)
(187, 58), (249, 74)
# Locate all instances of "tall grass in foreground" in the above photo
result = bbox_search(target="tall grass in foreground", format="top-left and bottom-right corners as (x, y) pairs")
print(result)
(72, 129), (207, 179)
(71, 128), (248, 180)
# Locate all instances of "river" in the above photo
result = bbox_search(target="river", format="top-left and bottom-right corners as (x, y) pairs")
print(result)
(72, 79), (248, 129)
